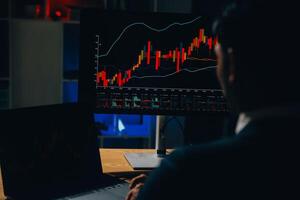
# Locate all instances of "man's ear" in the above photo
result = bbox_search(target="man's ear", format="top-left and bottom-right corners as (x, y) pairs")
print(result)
(227, 48), (236, 85)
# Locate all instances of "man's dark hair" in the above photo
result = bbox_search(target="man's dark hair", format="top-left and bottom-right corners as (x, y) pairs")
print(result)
(213, 0), (299, 112)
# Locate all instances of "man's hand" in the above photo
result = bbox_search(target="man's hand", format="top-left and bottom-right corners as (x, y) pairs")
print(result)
(129, 174), (147, 189)
(125, 174), (147, 200)
(125, 183), (144, 200)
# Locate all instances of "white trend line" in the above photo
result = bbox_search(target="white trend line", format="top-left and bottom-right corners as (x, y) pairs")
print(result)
(98, 16), (202, 58)
(129, 66), (216, 80)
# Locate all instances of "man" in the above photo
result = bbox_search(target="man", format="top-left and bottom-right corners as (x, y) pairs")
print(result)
(126, 0), (299, 199)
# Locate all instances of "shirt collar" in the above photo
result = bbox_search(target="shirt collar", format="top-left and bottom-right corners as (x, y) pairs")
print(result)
(235, 113), (251, 135)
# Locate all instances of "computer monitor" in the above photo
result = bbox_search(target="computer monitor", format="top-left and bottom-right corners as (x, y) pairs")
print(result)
(79, 10), (227, 115)
(79, 10), (228, 169)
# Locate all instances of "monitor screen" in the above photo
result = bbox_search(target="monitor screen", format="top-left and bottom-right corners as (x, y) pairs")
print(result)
(79, 10), (227, 115)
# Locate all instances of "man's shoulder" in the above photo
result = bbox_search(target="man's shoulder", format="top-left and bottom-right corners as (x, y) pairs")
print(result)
(144, 137), (248, 199)
(165, 136), (243, 171)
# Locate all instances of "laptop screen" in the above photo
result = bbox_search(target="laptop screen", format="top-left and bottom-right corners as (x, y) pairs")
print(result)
(0, 103), (102, 198)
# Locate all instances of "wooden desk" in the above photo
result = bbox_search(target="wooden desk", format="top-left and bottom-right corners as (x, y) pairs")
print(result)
(0, 148), (156, 200)
(0, 168), (4, 200)
(100, 148), (157, 175)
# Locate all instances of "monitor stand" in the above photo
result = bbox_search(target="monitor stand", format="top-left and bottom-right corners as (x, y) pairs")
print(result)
(124, 116), (167, 170)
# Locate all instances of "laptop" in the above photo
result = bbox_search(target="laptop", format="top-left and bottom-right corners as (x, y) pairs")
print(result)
(0, 103), (129, 200)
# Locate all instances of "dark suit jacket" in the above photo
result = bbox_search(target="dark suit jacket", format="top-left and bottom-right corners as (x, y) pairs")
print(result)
(137, 115), (300, 199)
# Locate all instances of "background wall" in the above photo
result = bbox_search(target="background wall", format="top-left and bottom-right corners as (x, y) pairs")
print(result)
(11, 20), (63, 108)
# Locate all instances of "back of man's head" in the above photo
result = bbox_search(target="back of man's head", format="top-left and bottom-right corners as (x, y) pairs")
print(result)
(214, 0), (299, 112)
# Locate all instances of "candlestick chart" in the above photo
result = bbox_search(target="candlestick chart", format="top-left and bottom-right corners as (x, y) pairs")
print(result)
(82, 12), (227, 114)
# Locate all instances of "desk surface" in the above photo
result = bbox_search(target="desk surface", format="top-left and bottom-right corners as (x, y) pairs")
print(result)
(0, 148), (156, 200)
(100, 148), (157, 175)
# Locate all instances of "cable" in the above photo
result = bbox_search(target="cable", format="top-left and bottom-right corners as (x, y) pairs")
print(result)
(160, 116), (185, 135)
(157, 116), (185, 156)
